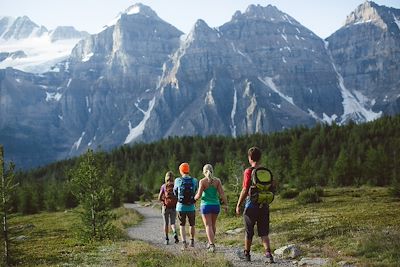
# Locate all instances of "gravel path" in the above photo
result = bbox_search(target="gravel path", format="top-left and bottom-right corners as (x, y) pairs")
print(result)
(125, 203), (296, 267)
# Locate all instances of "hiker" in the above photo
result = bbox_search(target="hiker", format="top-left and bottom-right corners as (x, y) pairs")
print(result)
(158, 171), (179, 245)
(236, 146), (275, 263)
(194, 164), (228, 253)
(174, 162), (198, 250)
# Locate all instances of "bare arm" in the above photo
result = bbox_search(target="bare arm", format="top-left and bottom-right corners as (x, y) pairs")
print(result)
(216, 179), (228, 205)
(158, 185), (164, 202)
(236, 186), (249, 215)
(194, 179), (205, 201)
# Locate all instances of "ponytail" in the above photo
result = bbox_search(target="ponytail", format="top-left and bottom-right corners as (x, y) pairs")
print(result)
(203, 164), (214, 183)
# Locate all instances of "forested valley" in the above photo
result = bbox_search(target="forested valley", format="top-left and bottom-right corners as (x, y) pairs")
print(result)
(6, 114), (400, 215)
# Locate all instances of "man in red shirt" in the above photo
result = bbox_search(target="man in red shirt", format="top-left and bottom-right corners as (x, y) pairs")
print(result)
(235, 146), (274, 263)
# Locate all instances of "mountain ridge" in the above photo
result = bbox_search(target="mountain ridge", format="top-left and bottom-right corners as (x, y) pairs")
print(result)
(0, 1), (399, 169)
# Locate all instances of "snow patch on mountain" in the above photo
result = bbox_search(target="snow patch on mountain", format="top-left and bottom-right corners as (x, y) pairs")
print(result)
(72, 132), (86, 151)
(230, 86), (238, 137)
(45, 92), (62, 102)
(0, 35), (81, 73)
(259, 76), (294, 105)
(124, 97), (156, 144)
(394, 14), (400, 30)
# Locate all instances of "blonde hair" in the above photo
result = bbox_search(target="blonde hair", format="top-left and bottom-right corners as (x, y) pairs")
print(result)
(203, 164), (214, 182)
(164, 171), (174, 183)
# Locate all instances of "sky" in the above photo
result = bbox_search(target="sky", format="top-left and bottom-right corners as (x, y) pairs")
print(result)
(1, 0), (400, 38)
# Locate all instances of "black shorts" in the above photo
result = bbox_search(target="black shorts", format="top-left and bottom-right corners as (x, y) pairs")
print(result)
(243, 205), (270, 239)
(177, 211), (196, 226)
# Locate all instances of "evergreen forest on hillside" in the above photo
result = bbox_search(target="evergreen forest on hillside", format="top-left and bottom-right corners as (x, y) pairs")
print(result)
(6, 114), (400, 215)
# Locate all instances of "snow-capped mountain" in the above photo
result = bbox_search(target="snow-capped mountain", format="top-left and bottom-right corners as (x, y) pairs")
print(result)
(0, 16), (88, 73)
(0, 2), (399, 169)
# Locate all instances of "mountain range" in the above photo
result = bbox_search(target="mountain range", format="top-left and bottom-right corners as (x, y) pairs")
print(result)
(0, 1), (399, 169)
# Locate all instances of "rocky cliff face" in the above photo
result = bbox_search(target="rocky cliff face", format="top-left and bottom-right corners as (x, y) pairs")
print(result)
(0, 2), (399, 168)
(326, 1), (400, 117)
(43, 3), (183, 157)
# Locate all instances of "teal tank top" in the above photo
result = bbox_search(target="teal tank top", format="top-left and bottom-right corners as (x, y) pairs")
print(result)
(201, 182), (220, 206)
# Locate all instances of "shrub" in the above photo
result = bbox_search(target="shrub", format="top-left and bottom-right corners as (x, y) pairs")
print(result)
(389, 177), (400, 198)
(297, 187), (324, 204)
(280, 188), (299, 199)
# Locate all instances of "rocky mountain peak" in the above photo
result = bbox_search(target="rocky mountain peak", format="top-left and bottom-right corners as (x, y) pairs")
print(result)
(1, 15), (47, 40)
(191, 19), (215, 37)
(103, 3), (161, 30)
(344, 1), (387, 29)
(232, 4), (300, 26)
(180, 19), (217, 47)
(123, 3), (159, 19)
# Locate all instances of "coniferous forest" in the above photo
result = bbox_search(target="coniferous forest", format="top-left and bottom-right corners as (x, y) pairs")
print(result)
(7, 114), (400, 215)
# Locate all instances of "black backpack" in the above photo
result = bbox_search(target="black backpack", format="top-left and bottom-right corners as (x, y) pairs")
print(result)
(178, 177), (195, 205)
(249, 167), (275, 206)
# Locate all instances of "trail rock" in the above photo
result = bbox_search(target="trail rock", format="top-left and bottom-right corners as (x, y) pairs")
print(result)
(274, 244), (302, 259)
(299, 257), (330, 266)
(226, 227), (244, 235)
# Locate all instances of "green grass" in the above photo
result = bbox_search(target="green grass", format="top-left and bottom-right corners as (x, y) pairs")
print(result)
(2, 187), (399, 266)
(3, 206), (230, 266)
(211, 186), (400, 266)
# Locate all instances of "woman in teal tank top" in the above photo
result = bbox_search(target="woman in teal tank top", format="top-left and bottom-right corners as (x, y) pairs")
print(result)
(194, 164), (228, 252)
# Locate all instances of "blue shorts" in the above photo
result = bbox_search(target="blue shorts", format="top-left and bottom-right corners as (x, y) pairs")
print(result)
(200, 204), (220, 215)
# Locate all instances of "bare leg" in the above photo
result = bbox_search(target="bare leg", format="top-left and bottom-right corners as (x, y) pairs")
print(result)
(211, 213), (218, 237)
(245, 236), (252, 252)
(171, 224), (177, 234)
(180, 225), (186, 242)
(261, 235), (271, 251)
(189, 225), (195, 240)
(202, 214), (215, 245)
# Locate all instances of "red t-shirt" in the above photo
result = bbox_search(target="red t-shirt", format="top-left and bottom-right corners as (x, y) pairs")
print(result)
(242, 168), (253, 190)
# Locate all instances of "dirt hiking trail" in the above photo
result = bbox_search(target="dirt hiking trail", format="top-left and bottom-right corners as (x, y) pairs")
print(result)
(125, 203), (295, 267)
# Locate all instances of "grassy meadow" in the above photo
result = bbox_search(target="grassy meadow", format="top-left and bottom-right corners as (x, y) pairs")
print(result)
(4, 206), (229, 266)
(203, 186), (399, 266)
(2, 186), (399, 266)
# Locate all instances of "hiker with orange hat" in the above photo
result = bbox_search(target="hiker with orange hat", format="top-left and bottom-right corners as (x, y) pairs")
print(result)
(174, 162), (198, 250)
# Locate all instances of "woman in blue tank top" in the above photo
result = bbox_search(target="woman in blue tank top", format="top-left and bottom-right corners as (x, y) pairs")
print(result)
(194, 164), (228, 252)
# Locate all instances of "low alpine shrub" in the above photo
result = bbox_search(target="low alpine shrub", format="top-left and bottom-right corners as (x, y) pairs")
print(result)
(280, 188), (299, 199)
(297, 187), (324, 204)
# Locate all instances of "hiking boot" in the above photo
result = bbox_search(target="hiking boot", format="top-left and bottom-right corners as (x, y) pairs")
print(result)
(174, 234), (179, 244)
(207, 244), (216, 253)
(190, 239), (195, 247)
(164, 238), (169, 245)
(237, 250), (251, 261)
(181, 240), (188, 251)
(265, 251), (274, 263)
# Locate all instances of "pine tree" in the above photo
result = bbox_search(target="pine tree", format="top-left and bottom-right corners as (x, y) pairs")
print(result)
(1, 146), (18, 266)
(69, 149), (114, 241)
(332, 147), (351, 186)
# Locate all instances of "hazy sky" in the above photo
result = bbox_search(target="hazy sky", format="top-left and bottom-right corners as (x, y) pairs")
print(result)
(1, 0), (400, 38)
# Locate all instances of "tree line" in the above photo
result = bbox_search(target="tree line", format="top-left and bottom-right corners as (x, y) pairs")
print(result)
(5, 114), (400, 215)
